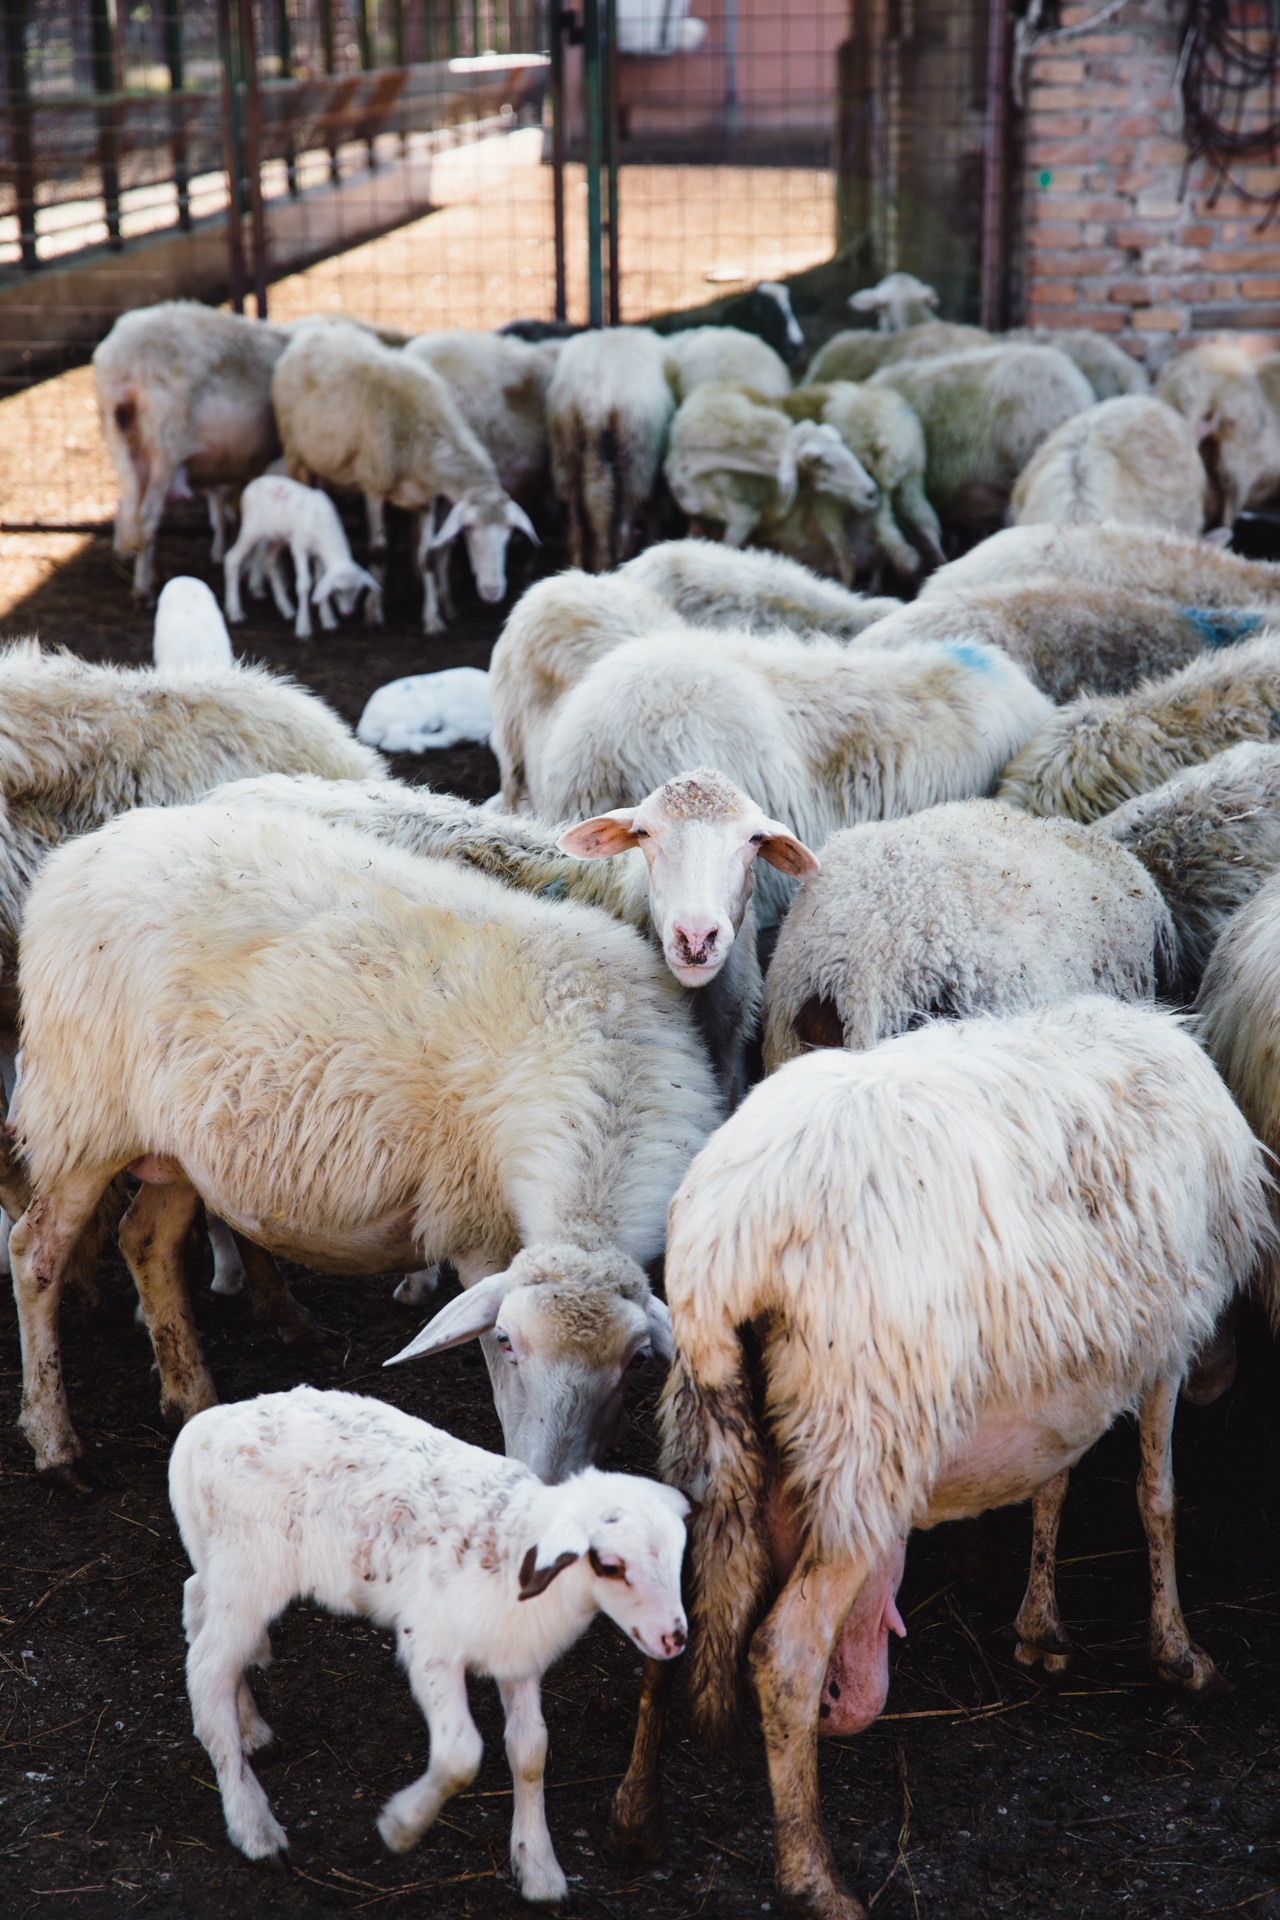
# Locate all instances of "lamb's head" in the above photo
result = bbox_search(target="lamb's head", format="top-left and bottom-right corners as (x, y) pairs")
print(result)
(518, 1469), (690, 1661)
(556, 769), (820, 988)
(789, 421), (879, 513)
(848, 271), (939, 332)
(313, 560), (381, 618)
(428, 491), (539, 604)
(384, 1245), (670, 1483)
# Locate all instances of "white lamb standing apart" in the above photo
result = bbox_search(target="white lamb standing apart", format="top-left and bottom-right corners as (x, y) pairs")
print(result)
(170, 1386), (688, 1901)
(357, 667), (492, 753)
(547, 327), (679, 571)
(223, 475), (379, 640)
(152, 578), (234, 673)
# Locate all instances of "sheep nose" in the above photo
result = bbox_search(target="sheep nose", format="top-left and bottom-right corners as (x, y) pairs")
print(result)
(672, 921), (719, 967)
(662, 1626), (687, 1656)
(479, 580), (504, 603)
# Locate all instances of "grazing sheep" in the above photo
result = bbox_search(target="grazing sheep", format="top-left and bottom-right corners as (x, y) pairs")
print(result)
(205, 767), (815, 1112)
(922, 520), (1280, 606)
(664, 326), (793, 403)
(1197, 871), (1280, 1235)
(94, 301), (288, 600)
(527, 628), (1053, 926)
(171, 1386), (688, 1899)
(855, 581), (1263, 703)
(619, 540), (901, 637)
(779, 383), (944, 574)
(1011, 327), (1149, 401)
(610, 998), (1273, 1916)
(664, 383), (878, 579)
(1157, 340), (1280, 526)
(272, 322), (536, 634)
(152, 577), (234, 673)
(547, 328), (678, 571)
(403, 329), (562, 506)
(1095, 744), (1280, 996)
(846, 271), (942, 331)
(762, 800), (1175, 1070)
(10, 803), (720, 1483)
(998, 634), (1280, 824)
(223, 474), (379, 639)
(803, 319), (991, 387)
(1010, 397), (1206, 536)
(869, 344), (1095, 534)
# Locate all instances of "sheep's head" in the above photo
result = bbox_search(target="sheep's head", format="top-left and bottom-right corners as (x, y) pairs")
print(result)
(849, 271), (939, 332)
(519, 1469), (690, 1661)
(555, 767), (820, 988)
(789, 421), (879, 514)
(427, 492), (538, 604)
(313, 560), (381, 618)
(384, 1246), (669, 1483)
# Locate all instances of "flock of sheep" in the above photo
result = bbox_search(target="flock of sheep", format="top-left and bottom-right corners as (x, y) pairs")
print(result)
(7, 272), (1280, 1919)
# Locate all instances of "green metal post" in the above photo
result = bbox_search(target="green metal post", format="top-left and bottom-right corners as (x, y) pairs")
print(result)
(603, 0), (618, 324)
(163, 0), (191, 229)
(89, 0), (122, 250)
(319, 0), (339, 181)
(549, 0), (566, 320)
(583, 0), (603, 328)
(4, 0), (37, 271)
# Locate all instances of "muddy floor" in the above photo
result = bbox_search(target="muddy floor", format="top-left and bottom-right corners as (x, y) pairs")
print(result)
(3, 519), (1280, 1920)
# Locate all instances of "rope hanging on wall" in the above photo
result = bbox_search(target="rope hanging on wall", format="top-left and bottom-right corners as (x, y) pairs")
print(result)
(1178, 0), (1280, 221)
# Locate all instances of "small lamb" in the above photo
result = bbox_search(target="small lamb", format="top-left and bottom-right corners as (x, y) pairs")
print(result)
(152, 577), (234, 673)
(223, 474), (379, 639)
(170, 1387), (689, 1902)
(357, 667), (492, 753)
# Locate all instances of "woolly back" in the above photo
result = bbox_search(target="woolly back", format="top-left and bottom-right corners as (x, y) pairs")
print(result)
(1010, 398), (1205, 536)
(922, 521), (1280, 607)
(619, 539), (895, 639)
(660, 997), (1270, 1710)
(1198, 871), (1280, 1228)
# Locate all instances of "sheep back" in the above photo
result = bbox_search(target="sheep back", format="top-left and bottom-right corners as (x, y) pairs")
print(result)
(1010, 396), (1206, 536)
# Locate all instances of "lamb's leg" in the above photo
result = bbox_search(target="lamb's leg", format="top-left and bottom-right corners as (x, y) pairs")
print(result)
(377, 1658), (483, 1854)
(186, 1576), (274, 1751)
(206, 1214), (247, 1298)
(364, 493), (387, 626)
(207, 488), (232, 565)
(417, 514), (445, 636)
(235, 1231), (322, 1345)
(118, 1181), (217, 1431)
(11, 1168), (116, 1483)
(607, 1655), (674, 1864)
(393, 1265), (440, 1306)
(186, 1596), (288, 1858)
(1013, 1468), (1073, 1674)
(287, 542), (312, 639)
(750, 1553), (869, 1920)
(263, 543), (297, 621)
(133, 467), (174, 602)
(1139, 1374), (1221, 1695)
(872, 498), (921, 578)
(223, 533), (252, 625)
(500, 1675), (566, 1903)
(893, 476), (945, 570)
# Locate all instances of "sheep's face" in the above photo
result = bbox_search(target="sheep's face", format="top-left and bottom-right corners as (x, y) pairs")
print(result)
(797, 424), (879, 513)
(581, 1482), (690, 1660)
(556, 768), (820, 989)
(428, 496), (538, 604)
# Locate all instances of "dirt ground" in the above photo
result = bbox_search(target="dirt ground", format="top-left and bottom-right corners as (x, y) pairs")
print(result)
(3, 519), (1280, 1920)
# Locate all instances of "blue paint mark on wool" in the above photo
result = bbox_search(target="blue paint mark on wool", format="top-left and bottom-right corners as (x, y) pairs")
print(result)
(537, 876), (571, 901)
(941, 640), (996, 675)
(1183, 607), (1263, 649)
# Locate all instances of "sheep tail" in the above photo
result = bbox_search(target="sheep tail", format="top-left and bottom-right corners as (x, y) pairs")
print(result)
(658, 1338), (772, 1750)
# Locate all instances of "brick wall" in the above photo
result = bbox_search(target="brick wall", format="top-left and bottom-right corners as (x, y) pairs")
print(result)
(1022, 0), (1280, 368)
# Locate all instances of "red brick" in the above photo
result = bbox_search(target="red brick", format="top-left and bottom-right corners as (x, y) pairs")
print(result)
(1073, 33), (1139, 54)
(1113, 114), (1161, 138)
(1064, 309), (1127, 332)
(1113, 225), (1161, 250)
(1207, 249), (1280, 272)
(1030, 249), (1127, 276)
(1027, 222), (1085, 250)
(1037, 57), (1086, 82)
(1242, 277), (1280, 300)
(1031, 112), (1088, 137)
(1037, 195), (1129, 222)
(1177, 224), (1214, 246)
(1108, 282), (1153, 305)
(1030, 139), (1105, 167)
(1133, 309), (1187, 331)
(1034, 283), (1081, 307)
(1137, 138), (1193, 166)
(1170, 280), (1216, 302)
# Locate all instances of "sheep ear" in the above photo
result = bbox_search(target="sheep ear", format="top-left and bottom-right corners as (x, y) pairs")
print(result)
(383, 1271), (511, 1365)
(775, 434), (801, 516)
(518, 1518), (591, 1599)
(647, 1296), (675, 1364)
(505, 500), (540, 547)
(1204, 525), (1233, 548)
(430, 501), (471, 549)
(557, 810), (641, 859)
(847, 287), (883, 313)
(756, 819), (821, 877)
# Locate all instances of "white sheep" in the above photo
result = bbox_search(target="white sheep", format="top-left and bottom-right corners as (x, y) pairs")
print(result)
(998, 633), (1280, 823)
(1010, 327), (1150, 400)
(780, 381), (944, 574)
(1157, 339), (1280, 527)
(802, 318), (992, 387)
(152, 577), (234, 673)
(1010, 396), (1207, 536)
(10, 803), (720, 1484)
(921, 520), (1280, 607)
(664, 325), (793, 403)
(526, 627), (1053, 927)
(357, 667), (492, 753)
(609, 997), (1273, 1915)
(618, 539), (902, 638)
(664, 382), (878, 577)
(223, 474), (379, 639)
(868, 343), (1095, 535)
(171, 1386), (688, 1900)
(547, 328), (679, 571)
(846, 270), (942, 331)
(1095, 743), (1280, 996)
(761, 800), (1174, 1070)
(1196, 870), (1280, 1237)
(272, 322), (536, 634)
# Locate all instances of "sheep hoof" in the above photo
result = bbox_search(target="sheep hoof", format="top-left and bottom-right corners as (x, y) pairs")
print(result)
(36, 1457), (98, 1497)
(393, 1267), (440, 1306)
(1013, 1635), (1073, 1677)
(233, 1813), (288, 1861)
(1156, 1642), (1229, 1700)
(605, 1804), (665, 1866)
(779, 1881), (867, 1920)
(512, 1851), (568, 1904)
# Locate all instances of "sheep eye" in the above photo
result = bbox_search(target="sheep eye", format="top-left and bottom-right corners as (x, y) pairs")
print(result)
(632, 827), (649, 840)
(589, 1549), (627, 1580)
(628, 1348), (651, 1371)
(495, 1332), (513, 1355)
(749, 833), (765, 844)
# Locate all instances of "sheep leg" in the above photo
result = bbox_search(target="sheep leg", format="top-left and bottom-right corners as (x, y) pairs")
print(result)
(11, 1167), (116, 1482)
(750, 1553), (869, 1920)
(364, 494), (387, 626)
(206, 1214), (247, 1298)
(607, 1655), (673, 1864)
(186, 1595), (288, 1858)
(1138, 1374), (1222, 1695)
(393, 1265), (440, 1306)
(872, 498), (920, 578)
(290, 543), (313, 640)
(500, 1675), (566, 1903)
(223, 532), (252, 625)
(1013, 1469), (1073, 1674)
(118, 1181), (217, 1431)
(234, 1232), (323, 1345)
(132, 467), (175, 602)
(894, 476), (945, 570)
(416, 512), (446, 637)
(263, 544), (297, 622)
(377, 1659), (483, 1854)
(207, 488), (233, 565)
(186, 1574), (274, 1751)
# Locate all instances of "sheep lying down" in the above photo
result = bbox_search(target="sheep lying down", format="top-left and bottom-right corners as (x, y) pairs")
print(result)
(11, 803), (720, 1485)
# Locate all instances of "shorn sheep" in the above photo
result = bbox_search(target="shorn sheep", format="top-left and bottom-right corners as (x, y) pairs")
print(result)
(171, 1387), (689, 1901)
(547, 328), (678, 571)
(10, 803), (720, 1484)
(525, 628), (1053, 926)
(1096, 744), (1280, 997)
(1010, 396), (1207, 536)
(619, 539), (901, 638)
(223, 474), (379, 639)
(998, 634), (1280, 824)
(761, 800), (1175, 1070)
(922, 520), (1280, 607)
(609, 997), (1274, 1918)
(152, 577), (234, 673)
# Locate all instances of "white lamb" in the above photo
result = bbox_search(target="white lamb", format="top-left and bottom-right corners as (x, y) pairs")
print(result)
(171, 1386), (688, 1901)
(223, 474), (379, 639)
(10, 803), (720, 1484)
(1010, 396), (1207, 536)
(152, 577), (234, 673)
(618, 540), (902, 638)
(921, 521), (1280, 607)
(547, 328), (679, 571)
(357, 668), (492, 753)
(846, 270), (941, 331)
